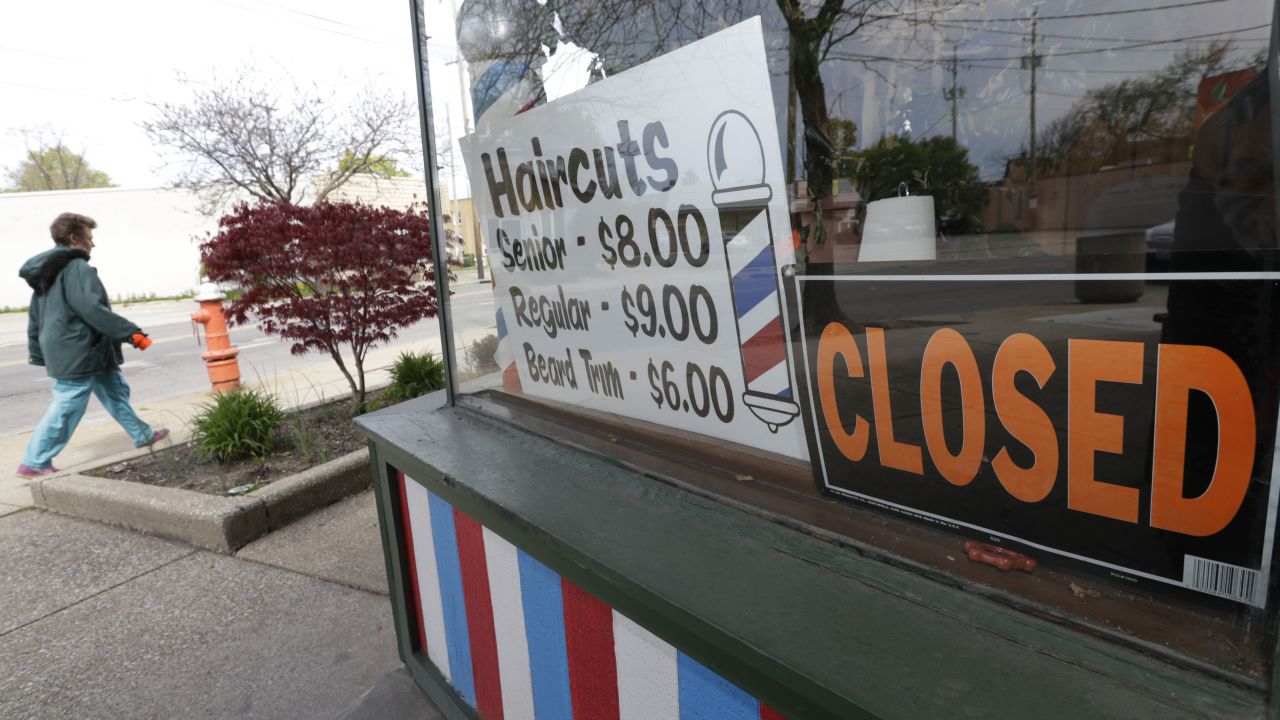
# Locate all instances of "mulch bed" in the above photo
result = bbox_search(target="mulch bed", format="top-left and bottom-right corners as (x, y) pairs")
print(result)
(86, 401), (367, 496)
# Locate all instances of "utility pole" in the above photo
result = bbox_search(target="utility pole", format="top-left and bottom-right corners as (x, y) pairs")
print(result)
(450, 0), (483, 280)
(450, 0), (472, 135)
(444, 104), (461, 267)
(943, 47), (965, 140)
(1022, 11), (1041, 187)
(785, 67), (797, 184)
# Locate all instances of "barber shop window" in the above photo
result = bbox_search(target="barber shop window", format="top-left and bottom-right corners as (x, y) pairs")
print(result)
(423, 0), (1278, 683)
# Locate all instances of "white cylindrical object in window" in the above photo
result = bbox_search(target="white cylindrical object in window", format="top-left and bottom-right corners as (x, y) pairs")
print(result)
(858, 195), (938, 262)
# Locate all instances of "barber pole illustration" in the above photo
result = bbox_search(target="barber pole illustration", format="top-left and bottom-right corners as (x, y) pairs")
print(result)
(396, 470), (789, 720)
(493, 295), (522, 392)
(707, 111), (800, 433)
(456, 0), (549, 121)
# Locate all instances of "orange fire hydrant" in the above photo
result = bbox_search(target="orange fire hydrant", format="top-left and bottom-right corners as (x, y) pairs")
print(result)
(191, 280), (241, 394)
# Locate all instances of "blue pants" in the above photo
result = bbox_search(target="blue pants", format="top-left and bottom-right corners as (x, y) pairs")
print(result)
(21, 369), (153, 469)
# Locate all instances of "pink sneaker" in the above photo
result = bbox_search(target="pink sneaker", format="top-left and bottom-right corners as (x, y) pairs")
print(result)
(137, 427), (171, 448)
(15, 464), (59, 479)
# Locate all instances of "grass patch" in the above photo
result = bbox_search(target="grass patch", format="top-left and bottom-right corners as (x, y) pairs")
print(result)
(114, 291), (197, 305)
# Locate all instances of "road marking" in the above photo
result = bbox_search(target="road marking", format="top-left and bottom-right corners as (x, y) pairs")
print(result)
(149, 324), (259, 347)
(0, 325), (260, 368)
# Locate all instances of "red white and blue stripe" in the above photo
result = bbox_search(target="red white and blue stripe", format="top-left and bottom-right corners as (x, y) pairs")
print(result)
(723, 213), (793, 403)
(398, 471), (788, 720)
(718, 202), (802, 434)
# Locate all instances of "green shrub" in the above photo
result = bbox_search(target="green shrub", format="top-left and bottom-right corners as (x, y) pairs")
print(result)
(466, 334), (500, 370)
(191, 388), (286, 462)
(377, 351), (446, 407)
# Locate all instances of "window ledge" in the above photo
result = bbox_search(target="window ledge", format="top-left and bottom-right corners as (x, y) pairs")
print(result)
(357, 401), (1267, 719)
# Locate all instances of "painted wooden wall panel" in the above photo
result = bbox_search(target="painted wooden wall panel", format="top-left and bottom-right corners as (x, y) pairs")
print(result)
(398, 470), (787, 720)
(483, 527), (538, 720)
(614, 613), (680, 720)
(400, 472), (453, 683)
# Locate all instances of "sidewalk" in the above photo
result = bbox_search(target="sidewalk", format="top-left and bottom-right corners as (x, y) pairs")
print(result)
(0, 489), (422, 719)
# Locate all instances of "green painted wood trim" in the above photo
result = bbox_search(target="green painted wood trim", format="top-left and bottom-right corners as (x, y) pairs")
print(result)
(367, 442), (416, 668)
(360, 405), (1268, 719)
(369, 437), (483, 720)
(403, 650), (484, 720)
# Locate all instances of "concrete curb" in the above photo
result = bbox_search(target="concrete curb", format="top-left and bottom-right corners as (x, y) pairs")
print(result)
(30, 449), (371, 552)
(256, 450), (372, 531)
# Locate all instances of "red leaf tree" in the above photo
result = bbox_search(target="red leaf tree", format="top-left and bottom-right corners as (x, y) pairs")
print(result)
(201, 200), (439, 409)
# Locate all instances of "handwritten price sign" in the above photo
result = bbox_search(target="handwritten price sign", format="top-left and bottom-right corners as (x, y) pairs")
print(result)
(462, 19), (808, 459)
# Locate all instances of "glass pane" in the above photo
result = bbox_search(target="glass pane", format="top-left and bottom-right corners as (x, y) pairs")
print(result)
(422, 0), (1277, 679)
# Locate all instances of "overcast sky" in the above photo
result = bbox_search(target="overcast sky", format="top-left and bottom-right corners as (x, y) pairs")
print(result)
(0, 0), (458, 189)
(2, 0), (1271, 192)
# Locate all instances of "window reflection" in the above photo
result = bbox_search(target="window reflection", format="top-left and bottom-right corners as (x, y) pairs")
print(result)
(447, 0), (1274, 371)
(435, 0), (1277, 676)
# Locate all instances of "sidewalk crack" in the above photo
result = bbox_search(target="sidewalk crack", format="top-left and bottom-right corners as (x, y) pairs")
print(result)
(232, 553), (389, 598)
(0, 548), (199, 639)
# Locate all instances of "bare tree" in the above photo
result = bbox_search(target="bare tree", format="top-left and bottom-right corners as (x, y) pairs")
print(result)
(457, 0), (957, 331)
(773, 0), (959, 330)
(142, 69), (413, 211)
(1001, 41), (1239, 181)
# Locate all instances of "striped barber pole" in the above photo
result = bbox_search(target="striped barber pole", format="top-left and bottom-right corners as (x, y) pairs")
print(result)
(397, 471), (789, 720)
(723, 209), (791, 397)
(494, 303), (523, 393)
(470, 59), (546, 121)
(456, 0), (549, 126)
(708, 111), (800, 433)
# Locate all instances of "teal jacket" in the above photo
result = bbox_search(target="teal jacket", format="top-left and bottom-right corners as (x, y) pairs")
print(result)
(20, 248), (142, 380)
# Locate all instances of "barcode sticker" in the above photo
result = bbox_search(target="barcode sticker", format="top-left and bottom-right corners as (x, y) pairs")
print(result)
(1183, 556), (1263, 607)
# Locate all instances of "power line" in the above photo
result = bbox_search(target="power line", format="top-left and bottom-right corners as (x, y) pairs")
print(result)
(207, 0), (401, 49)
(240, 0), (403, 39)
(830, 53), (1202, 75)
(0, 79), (138, 104)
(988, 23), (1269, 61)
(1046, 24), (1269, 58)
(0, 45), (83, 64)
(929, 19), (1269, 45)
(879, 0), (1230, 24)
(913, 35), (1267, 53)
(914, 92), (1019, 139)
(833, 24), (1271, 65)
(964, 63), (1176, 74)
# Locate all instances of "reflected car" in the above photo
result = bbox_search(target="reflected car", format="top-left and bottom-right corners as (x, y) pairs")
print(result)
(1145, 220), (1175, 267)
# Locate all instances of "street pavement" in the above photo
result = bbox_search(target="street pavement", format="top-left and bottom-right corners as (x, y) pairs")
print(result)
(0, 275), (499, 436)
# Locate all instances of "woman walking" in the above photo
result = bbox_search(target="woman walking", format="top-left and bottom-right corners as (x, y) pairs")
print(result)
(15, 212), (168, 478)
